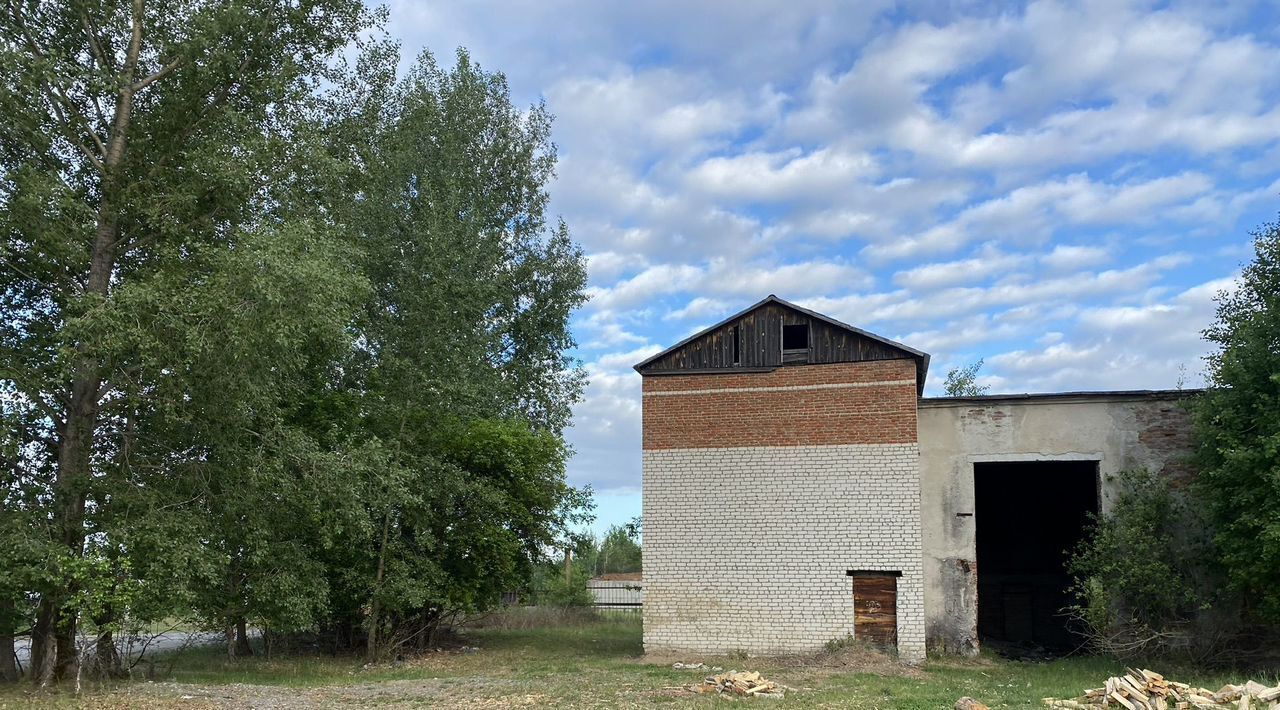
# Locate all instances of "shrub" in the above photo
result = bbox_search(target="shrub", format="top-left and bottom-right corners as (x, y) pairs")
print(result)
(1066, 469), (1217, 660)
(531, 562), (594, 608)
(467, 605), (600, 629)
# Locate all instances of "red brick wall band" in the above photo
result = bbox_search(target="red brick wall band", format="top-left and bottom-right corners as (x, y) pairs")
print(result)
(642, 360), (919, 450)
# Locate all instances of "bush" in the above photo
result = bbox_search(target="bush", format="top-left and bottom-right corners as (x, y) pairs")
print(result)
(1066, 469), (1218, 660)
(467, 605), (600, 629)
(530, 562), (594, 608)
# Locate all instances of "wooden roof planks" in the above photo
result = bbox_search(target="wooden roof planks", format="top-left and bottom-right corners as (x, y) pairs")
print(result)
(1043, 669), (1280, 709)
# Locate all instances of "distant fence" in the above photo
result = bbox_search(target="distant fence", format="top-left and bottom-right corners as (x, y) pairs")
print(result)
(587, 579), (643, 612)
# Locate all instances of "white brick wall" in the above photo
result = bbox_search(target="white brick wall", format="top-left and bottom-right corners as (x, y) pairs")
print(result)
(642, 443), (926, 662)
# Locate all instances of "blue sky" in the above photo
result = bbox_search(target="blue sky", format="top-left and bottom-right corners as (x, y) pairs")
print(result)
(391, 1), (1280, 536)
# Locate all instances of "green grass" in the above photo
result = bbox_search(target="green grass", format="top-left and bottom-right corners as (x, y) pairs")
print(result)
(2, 612), (1273, 708)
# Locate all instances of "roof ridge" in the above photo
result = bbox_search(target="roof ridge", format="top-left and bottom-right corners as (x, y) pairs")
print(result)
(633, 295), (931, 392)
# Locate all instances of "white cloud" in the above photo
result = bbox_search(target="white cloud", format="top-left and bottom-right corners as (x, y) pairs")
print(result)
(665, 297), (731, 321)
(587, 257), (870, 314)
(586, 250), (648, 284)
(809, 254), (1192, 330)
(687, 148), (878, 203)
(564, 367), (644, 490)
(893, 246), (1030, 290)
(981, 274), (1237, 393)
(585, 263), (705, 310)
(386, 0), (1280, 499)
(1041, 244), (1112, 271)
(864, 173), (1217, 261)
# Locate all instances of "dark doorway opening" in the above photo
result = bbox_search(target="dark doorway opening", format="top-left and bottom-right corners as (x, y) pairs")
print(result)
(974, 460), (1099, 653)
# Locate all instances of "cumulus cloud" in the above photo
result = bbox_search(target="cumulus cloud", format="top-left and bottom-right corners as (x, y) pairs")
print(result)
(864, 173), (1217, 262)
(1041, 244), (1112, 271)
(664, 296), (731, 321)
(686, 148), (878, 203)
(892, 246), (1030, 290)
(387, 0), (1280, 499)
(981, 274), (1239, 393)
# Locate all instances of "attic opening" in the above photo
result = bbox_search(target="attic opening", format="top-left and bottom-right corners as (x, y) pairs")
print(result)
(781, 322), (809, 364)
(782, 323), (808, 350)
(974, 460), (1099, 654)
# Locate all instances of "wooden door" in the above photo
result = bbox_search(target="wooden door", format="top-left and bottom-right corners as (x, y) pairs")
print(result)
(852, 574), (898, 648)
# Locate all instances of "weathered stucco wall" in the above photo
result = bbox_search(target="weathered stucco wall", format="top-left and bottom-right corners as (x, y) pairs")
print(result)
(916, 392), (1197, 654)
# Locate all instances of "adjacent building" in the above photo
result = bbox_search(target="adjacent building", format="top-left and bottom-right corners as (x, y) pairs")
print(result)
(636, 295), (1195, 662)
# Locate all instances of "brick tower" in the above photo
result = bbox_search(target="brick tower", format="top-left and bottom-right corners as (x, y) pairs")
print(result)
(635, 295), (929, 662)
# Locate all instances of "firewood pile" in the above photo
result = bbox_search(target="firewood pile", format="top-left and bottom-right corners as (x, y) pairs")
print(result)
(1042, 668), (1280, 709)
(696, 670), (785, 699)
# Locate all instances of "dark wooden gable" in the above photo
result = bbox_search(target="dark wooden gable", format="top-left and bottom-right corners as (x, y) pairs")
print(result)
(634, 296), (930, 390)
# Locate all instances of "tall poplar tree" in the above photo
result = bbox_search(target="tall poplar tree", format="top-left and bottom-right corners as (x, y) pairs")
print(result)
(3, 4), (592, 678)
(329, 49), (591, 659)
(0, 0), (370, 683)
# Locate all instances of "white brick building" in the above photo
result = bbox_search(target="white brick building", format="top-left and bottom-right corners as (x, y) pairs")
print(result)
(637, 296), (1197, 662)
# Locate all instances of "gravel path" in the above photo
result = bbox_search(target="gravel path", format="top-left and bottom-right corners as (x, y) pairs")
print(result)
(71, 677), (547, 709)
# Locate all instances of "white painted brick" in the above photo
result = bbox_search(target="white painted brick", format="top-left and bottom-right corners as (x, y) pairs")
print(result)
(642, 443), (926, 662)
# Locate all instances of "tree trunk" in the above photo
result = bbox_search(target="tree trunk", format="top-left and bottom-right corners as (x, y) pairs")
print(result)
(93, 628), (121, 679)
(234, 617), (253, 657)
(53, 609), (78, 681)
(42, 0), (145, 683)
(0, 600), (16, 682)
(225, 622), (236, 660)
(366, 512), (391, 663)
(45, 377), (98, 685)
(30, 599), (57, 686)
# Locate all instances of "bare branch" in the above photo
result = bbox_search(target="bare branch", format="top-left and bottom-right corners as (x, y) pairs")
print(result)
(7, 0), (107, 171)
(131, 55), (182, 92)
(0, 366), (66, 427)
(50, 84), (108, 159)
(78, 7), (113, 73)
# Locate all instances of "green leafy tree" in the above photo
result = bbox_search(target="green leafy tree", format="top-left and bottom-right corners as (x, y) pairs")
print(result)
(943, 359), (990, 396)
(2, 1), (590, 678)
(1193, 216), (1280, 622)
(325, 48), (591, 660)
(0, 0), (371, 682)
(531, 558), (593, 608)
(593, 524), (642, 576)
(0, 397), (56, 682)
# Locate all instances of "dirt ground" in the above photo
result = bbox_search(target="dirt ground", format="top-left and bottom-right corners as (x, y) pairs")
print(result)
(0, 615), (1251, 709)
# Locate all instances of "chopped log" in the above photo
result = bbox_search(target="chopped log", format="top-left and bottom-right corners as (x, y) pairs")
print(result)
(1111, 690), (1139, 710)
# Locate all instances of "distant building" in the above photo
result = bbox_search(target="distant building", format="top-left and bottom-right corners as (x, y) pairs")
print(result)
(637, 295), (1195, 662)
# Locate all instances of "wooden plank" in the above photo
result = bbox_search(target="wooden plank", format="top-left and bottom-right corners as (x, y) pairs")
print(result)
(637, 299), (917, 373)
(852, 575), (897, 648)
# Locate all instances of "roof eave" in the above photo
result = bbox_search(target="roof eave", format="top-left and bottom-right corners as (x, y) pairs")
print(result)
(632, 294), (778, 372)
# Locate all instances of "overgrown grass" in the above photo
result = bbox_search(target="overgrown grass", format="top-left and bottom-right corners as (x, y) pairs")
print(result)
(466, 604), (615, 629)
(2, 611), (1273, 708)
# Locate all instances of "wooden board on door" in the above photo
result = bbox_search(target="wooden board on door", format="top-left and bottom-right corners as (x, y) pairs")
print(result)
(852, 574), (898, 648)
